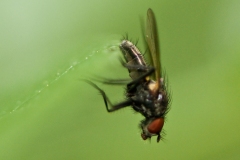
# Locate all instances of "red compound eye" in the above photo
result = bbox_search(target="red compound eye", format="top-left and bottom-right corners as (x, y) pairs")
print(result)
(147, 118), (164, 134)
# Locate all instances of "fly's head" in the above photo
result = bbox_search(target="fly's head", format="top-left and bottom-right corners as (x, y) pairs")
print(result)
(140, 117), (164, 142)
(139, 79), (169, 142)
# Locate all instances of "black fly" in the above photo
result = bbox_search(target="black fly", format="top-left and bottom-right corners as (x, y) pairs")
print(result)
(86, 8), (170, 142)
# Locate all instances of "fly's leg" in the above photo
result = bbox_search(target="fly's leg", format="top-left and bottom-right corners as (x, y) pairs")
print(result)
(95, 63), (155, 93)
(92, 59), (152, 86)
(93, 77), (131, 85)
(119, 57), (149, 72)
(93, 59), (154, 87)
(120, 58), (155, 86)
(122, 63), (155, 92)
(126, 66), (155, 86)
(84, 80), (132, 112)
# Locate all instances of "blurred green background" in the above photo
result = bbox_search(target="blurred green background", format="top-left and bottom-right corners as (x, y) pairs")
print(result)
(1, 0), (240, 159)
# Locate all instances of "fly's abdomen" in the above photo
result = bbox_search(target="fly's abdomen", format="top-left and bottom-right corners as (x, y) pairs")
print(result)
(120, 40), (147, 80)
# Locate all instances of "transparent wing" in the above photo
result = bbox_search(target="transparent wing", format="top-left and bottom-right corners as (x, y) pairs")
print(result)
(146, 8), (161, 90)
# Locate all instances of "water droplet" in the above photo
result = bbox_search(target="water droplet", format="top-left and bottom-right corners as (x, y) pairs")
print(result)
(72, 61), (78, 66)
(43, 81), (49, 87)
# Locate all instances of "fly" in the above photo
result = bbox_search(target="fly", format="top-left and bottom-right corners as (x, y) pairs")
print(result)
(86, 8), (170, 142)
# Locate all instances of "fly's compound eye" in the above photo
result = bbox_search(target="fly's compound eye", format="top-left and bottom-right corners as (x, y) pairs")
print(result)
(148, 118), (164, 134)
(141, 118), (164, 142)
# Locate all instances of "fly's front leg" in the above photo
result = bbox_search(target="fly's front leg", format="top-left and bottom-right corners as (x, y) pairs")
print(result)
(120, 59), (155, 86)
(127, 66), (155, 86)
(119, 57), (149, 72)
(123, 65), (155, 93)
(85, 80), (132, 112)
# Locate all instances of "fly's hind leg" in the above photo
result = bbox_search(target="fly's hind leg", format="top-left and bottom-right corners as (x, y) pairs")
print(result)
(119, 58), (155, 87)
(126, 66), (155, 86)
(93, 76), (131, 85)
(93, 59), (154, 88)
(126, 67), (155, 93)
(84, 80), (132, 112)
(121, 63), (155, 92)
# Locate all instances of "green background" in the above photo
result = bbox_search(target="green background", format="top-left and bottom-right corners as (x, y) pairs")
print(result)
(1, 0), (240, 159)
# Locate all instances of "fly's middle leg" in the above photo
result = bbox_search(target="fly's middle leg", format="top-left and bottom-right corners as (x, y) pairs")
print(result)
(126, 66), (155, 93)
(85, 80), (132, 112)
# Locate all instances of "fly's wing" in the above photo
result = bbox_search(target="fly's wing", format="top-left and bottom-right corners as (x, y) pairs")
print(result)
(146, 8), (161, 92)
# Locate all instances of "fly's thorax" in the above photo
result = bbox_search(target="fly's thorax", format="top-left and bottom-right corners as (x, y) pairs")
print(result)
(141, 117), (164, 142)
(130, 80), (168, 118)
